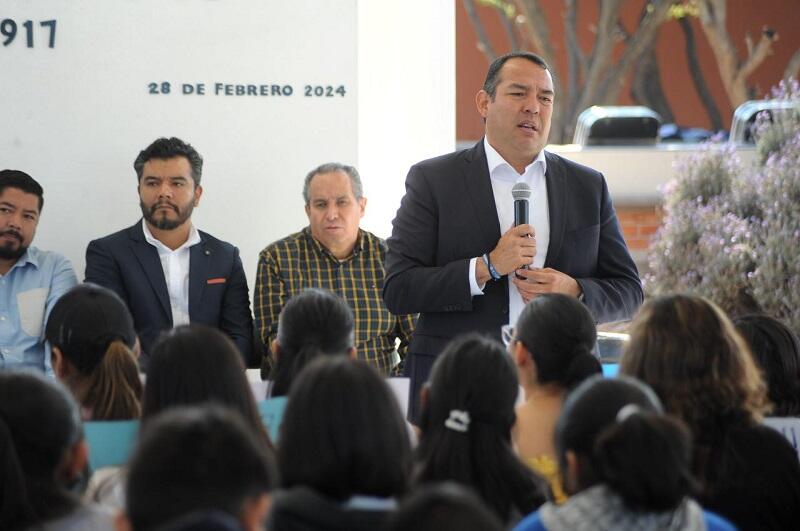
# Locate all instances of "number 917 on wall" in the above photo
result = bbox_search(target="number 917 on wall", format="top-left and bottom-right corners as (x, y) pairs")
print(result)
(1, 18), (56, 48)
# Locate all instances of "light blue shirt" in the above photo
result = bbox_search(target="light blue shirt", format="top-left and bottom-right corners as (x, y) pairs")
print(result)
(0, 247), (78, 373)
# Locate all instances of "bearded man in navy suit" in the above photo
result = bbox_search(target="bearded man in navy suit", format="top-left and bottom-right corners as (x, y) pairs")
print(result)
(85, 137), (253, 364)
(383, 52), (643, 419)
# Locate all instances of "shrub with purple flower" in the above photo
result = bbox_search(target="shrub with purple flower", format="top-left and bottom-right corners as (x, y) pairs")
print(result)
(647, 79), (800, 334)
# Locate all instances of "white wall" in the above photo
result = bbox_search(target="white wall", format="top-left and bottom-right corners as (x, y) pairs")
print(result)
(0, 0), (455, 290)
(357, 0), (456, 237)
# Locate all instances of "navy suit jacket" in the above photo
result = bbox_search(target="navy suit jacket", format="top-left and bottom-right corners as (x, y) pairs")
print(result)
(383, 140), (643, 361)
(85, 221), (254, 363)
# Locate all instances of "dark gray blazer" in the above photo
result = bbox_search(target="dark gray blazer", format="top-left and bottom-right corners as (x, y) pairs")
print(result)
(383, 140), (642, 361)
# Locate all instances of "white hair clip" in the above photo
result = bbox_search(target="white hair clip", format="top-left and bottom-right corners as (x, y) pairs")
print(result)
(444, 410), (471, 433)
(616, 404), (642, 423)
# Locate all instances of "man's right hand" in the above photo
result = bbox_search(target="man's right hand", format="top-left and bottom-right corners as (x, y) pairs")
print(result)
(489, 224), (536, 276)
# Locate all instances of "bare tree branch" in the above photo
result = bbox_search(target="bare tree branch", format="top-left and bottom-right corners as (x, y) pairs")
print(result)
(596, 0), (672, 104)
(679, 16), (723, 131)
(696, 0), (778, 106)
(495, 5), (520, 51)
(785, 48), (800, 81)
(514, 0), (557, 67)
(463, 0), (497, 62)
(564, 0), (583, 116)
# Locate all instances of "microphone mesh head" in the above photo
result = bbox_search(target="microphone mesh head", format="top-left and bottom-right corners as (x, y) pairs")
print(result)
(511, 182), (532, 200)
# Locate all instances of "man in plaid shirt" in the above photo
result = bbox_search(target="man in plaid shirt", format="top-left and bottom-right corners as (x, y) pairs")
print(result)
(254, 163), (415, 377)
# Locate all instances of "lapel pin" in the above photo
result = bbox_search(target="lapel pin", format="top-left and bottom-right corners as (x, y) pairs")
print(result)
(204, 249), (211, 256)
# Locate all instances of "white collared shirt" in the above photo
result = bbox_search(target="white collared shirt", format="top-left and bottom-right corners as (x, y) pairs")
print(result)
(469, 137), (550, 326)
(141, 219), (202, 327)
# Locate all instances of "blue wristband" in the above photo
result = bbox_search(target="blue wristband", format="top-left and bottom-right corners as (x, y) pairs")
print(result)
(482, 253), (501, 281)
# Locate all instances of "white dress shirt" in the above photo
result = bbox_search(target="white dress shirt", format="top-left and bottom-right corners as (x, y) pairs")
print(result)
(142, 219), (202, 327)
(468, 138), (550, 326)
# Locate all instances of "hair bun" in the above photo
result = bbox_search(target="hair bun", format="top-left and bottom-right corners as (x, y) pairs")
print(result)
(564, 348), (602, 389)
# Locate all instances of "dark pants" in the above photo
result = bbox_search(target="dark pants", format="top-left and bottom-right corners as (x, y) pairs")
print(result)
(404, 351), (437, 425)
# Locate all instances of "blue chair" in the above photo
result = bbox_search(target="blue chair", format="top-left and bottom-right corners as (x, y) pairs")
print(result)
(84, 420), (139, 470)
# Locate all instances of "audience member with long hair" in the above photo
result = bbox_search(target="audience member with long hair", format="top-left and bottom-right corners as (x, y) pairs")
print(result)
(121, 405), (276, 531)
(415, 334), (545, 525)
(621, 294), (800, 530)
(510, 294), (602, 502)
(270, 356), (412, 530)
(268, 288), (355, 397)
(144, 323), (273, 450)
(734, 313), (800, 416)
(513, 376), (735, 531)
(45, 283), (142, 420)
(0, 371), (112, 531)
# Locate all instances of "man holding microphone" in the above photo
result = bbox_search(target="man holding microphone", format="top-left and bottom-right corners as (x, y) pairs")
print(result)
(383, 51), (642, 419)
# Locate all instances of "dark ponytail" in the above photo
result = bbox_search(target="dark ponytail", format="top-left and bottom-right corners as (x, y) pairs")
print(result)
(592, 411), (695, 511)
(516, 294), (601, 389)
(557, 376), (696, 512)
(269, 288), (354, 397)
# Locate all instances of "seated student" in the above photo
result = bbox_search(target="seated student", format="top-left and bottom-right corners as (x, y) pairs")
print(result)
(513, 376), (735, 531)
(734, 313), (800, 417)
(46, 283), (142, 420)
(387, 483), (503, 531)
(144, 324), (273, 450)
(268, 288), (355, 397)
(270, 357), (412, 531)
(621, 294), (800, 530)
(508, 294), (601, 503)
(117, 405), (276, 531)
(415, 334), (545, 526)
(0, 371), (112, 531)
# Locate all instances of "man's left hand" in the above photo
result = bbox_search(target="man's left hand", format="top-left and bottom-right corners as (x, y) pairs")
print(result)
(511, 267), (582, 304)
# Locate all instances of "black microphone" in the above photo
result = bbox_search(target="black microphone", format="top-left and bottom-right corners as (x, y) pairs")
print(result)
(512, 182), (532, 277)
(512, 181), (532, 229)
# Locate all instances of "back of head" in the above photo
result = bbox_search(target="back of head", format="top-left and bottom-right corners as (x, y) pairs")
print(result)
(557, 376), (695, 512)
(734, 314), (800, 416)
(0, 169), (44, 211)
(387, 483), (503, 531)
(621, 294), (767, 433)
(515, 293), (601, 389)
(125, 405), (276, 531)
(279, 356), (410, 500)
(45, 283), (141, 420)
(270, 288), (355, 397)
(0, 371), (83, 530)
(417, 334), (543, 522)
(143, 324), (270, 448)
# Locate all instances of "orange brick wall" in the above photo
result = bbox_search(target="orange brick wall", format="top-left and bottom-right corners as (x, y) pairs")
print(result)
(616, 205), (663, 254)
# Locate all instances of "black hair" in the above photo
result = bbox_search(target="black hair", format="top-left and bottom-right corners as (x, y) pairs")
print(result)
(515, 293), (602, 389)
(45, 284), (142, 420)
(734, 314), (800, 416)
(143, 324), (273, 450)
(279, 356), (411, 500)
(416, 334), (545, 523)
(556, 376), (696, 512)
(0, 169), (44, 211)
(133, 137), (203, 186)
(269, 288), (355, 397)
(387, 482), (503, 531)
(125, 405), (276, 531)
(0, 371), (83, 531)
(482, 51), (549, 99)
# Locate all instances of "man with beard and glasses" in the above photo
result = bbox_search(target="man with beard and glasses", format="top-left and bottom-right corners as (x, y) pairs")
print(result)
(0, 170), (77, 372)
(85, 137), (253, 366)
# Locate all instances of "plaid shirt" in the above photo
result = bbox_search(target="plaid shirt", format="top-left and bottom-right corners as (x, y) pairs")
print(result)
(254, 227), (415, 375)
